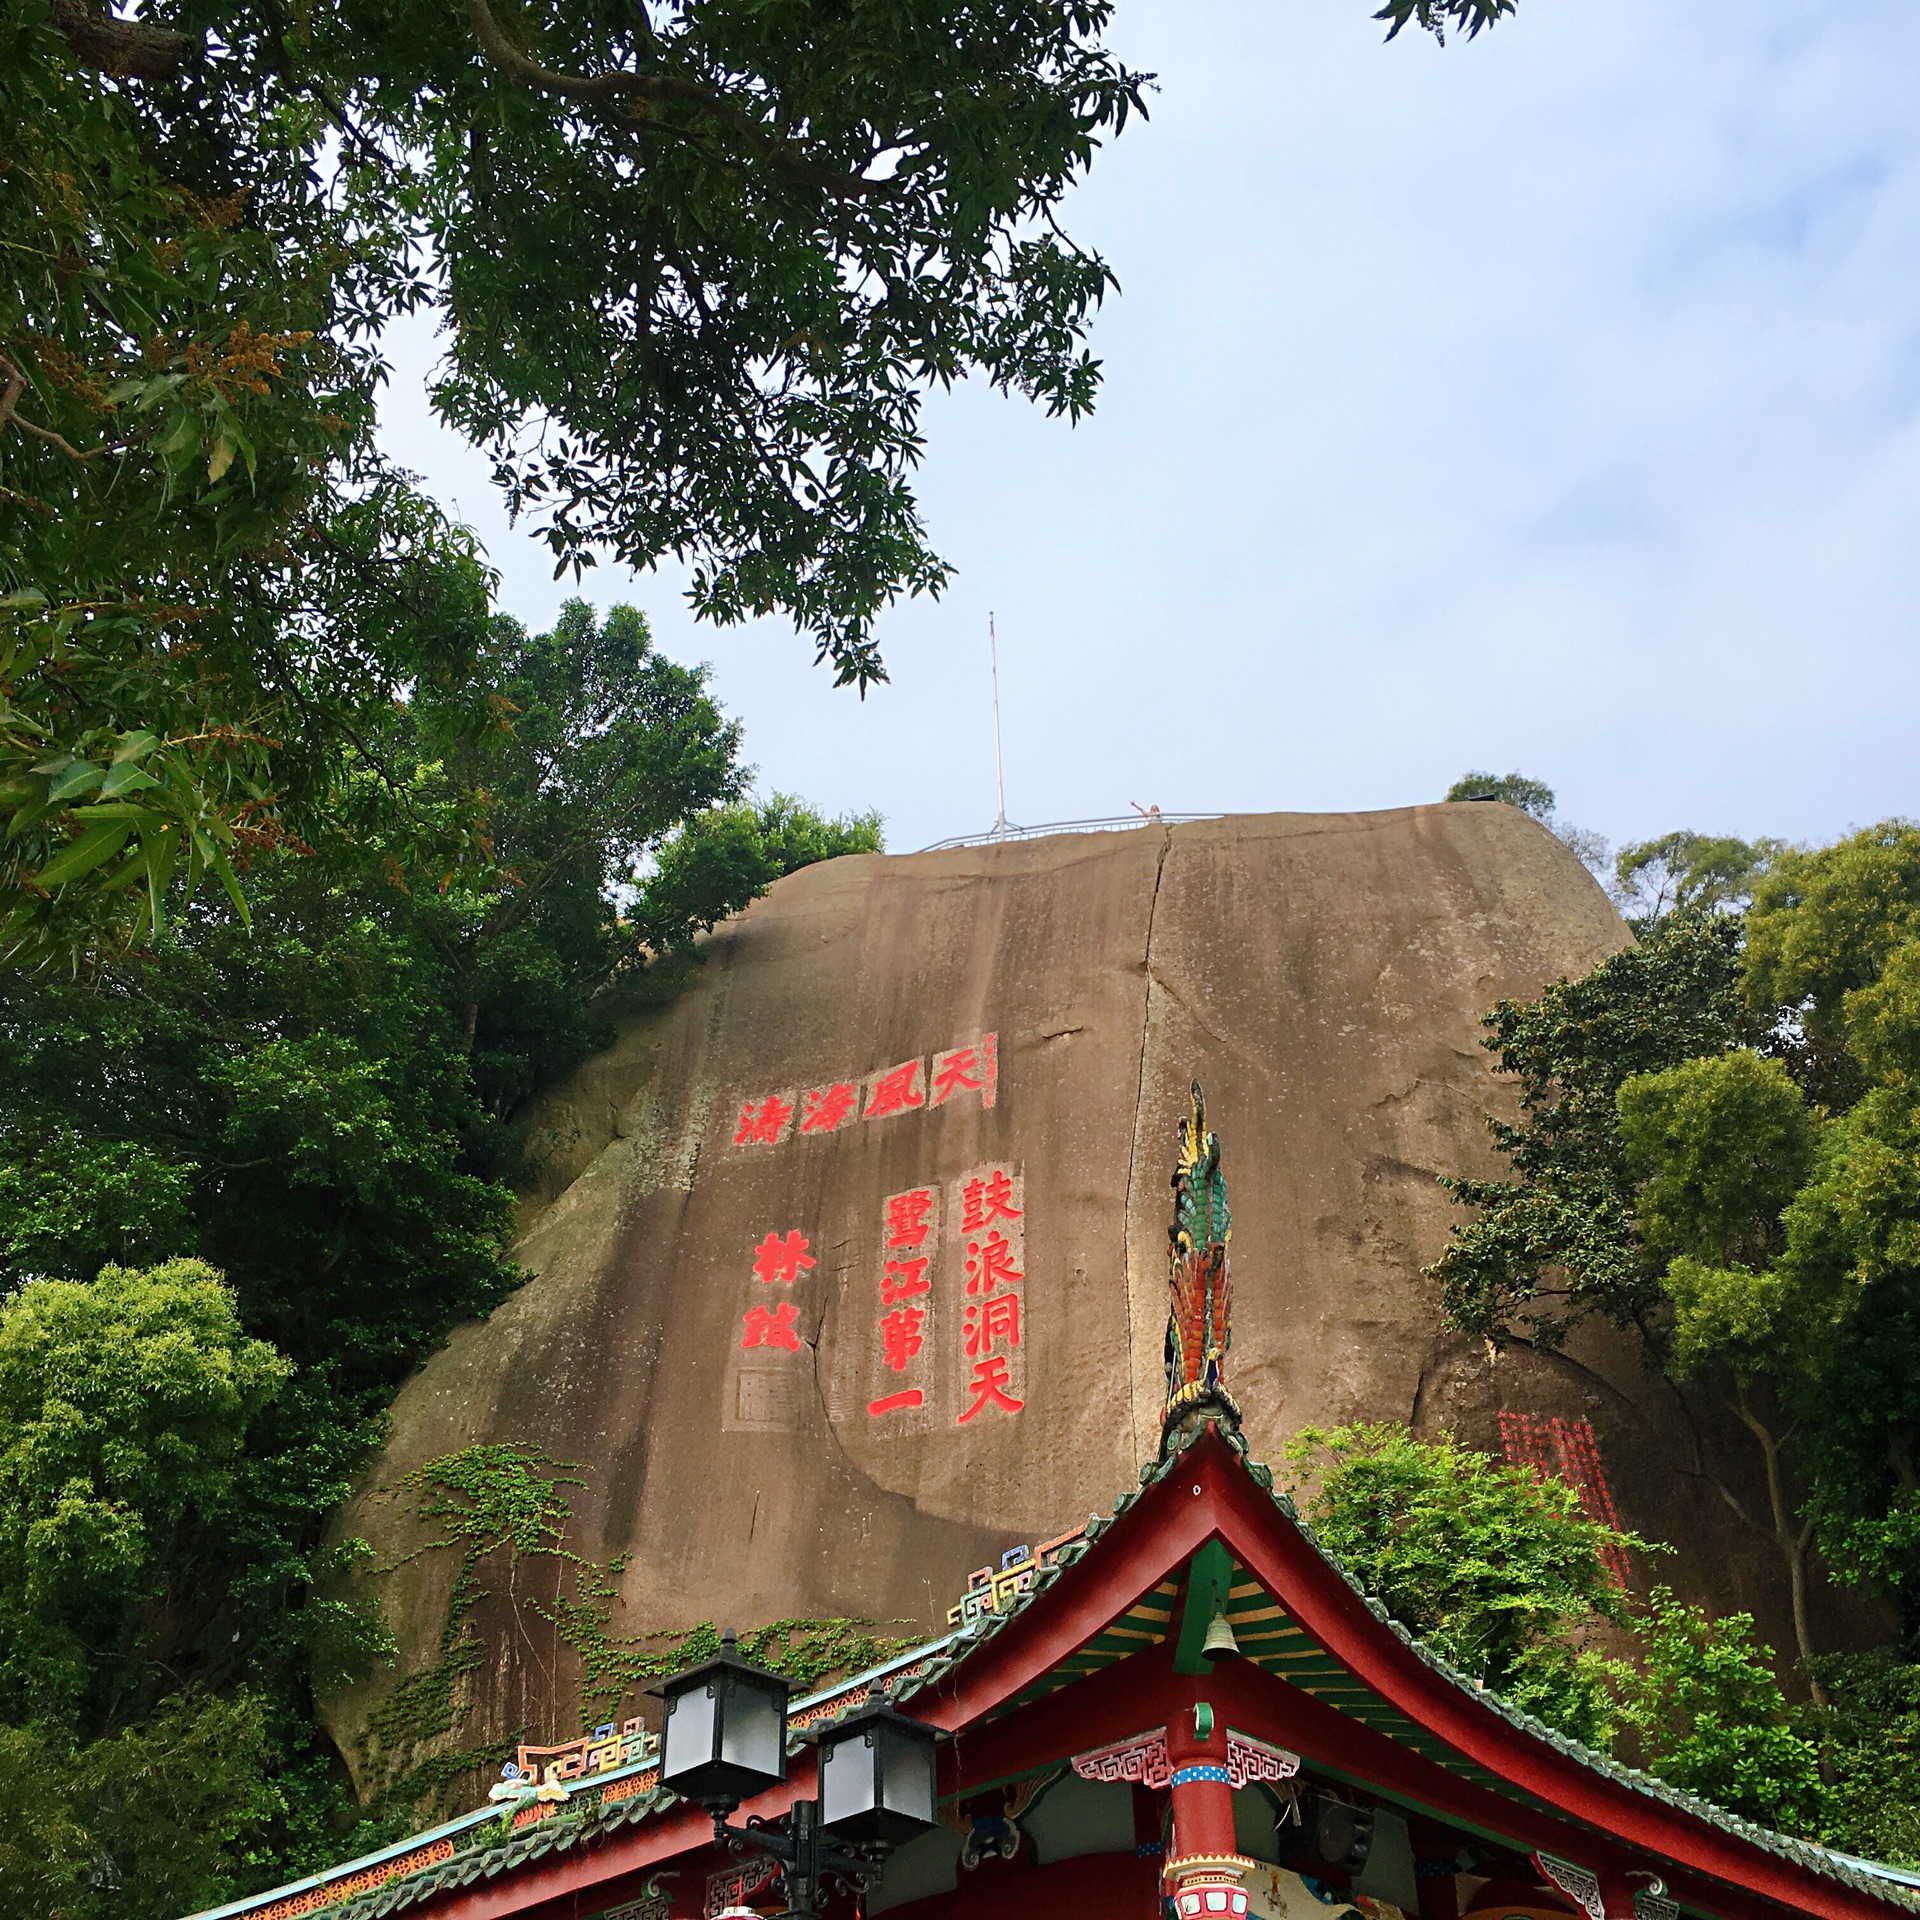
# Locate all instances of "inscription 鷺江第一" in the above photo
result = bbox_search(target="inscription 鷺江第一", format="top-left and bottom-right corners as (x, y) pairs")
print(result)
(729, 1032), (997, 1149)
(869, 1184), (939, 1419)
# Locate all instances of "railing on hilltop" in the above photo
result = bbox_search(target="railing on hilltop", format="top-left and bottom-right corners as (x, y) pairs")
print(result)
(917, 812), (1222, 854)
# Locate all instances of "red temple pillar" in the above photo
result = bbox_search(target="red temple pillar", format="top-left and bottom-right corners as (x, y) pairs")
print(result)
(1164, 1692), (1256, 1919)
(1410, 1817), (1462, 1920)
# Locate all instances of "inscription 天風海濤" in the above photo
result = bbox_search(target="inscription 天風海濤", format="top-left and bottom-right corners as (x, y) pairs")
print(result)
(729, 1032), (997, 1148)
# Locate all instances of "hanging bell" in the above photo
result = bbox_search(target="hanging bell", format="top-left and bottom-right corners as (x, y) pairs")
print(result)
(1201, 1607), (1243, 1663)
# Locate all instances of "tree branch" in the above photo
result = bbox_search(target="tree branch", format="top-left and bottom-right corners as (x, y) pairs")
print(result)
(0, 349), (100, 462)
(459, 0), (901, 202)
(46, 0), (200, 82)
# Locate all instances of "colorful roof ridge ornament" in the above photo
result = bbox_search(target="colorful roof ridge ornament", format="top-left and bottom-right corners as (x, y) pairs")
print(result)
(1162, 1080), (1240, 1450)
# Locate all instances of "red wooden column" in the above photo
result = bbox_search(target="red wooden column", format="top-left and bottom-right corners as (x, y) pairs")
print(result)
(1164, 1682), (1257, 1919)
(1410, 1817), (1462, 1920)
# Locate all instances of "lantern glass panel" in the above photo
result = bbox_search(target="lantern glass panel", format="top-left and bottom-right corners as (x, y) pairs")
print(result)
(653, 1648), (789, 1808)
(660, 1681), (716, 1787)
(719, 1673), (783, 1778)
(879, 1726), (935, 1825)
(819, 1728), (874, 1829)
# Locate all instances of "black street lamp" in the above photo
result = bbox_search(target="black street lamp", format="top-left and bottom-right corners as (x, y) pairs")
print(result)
(653, 1627), (792, 1810)
(651, 1632), (943, 1919)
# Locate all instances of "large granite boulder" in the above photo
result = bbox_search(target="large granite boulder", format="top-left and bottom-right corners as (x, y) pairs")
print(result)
(322, 805), (1858, 1787)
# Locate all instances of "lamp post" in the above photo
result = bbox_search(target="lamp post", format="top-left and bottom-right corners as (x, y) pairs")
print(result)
(652, 1631), (943, 1919)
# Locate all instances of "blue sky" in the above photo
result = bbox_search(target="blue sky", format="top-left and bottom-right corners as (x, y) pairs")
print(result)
(378, 0), (1920, 858)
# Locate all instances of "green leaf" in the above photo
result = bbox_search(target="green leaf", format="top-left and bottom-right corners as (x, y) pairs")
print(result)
(111, 731), (159, 766)
(132, 373), (188, 412)
(99, 761), (162, 799)
(214, 855), (251, 925)
(48, 761), (105, 802)
(158, 413), (201, 463)
(37, 820), (135, 887)
(208, 436), (236, 485)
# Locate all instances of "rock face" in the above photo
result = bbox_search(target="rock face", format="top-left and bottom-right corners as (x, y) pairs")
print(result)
(323, 805), (1858, 1784)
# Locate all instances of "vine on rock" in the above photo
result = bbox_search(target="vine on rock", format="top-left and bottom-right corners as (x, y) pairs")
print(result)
(351, 1445), (909, 1823)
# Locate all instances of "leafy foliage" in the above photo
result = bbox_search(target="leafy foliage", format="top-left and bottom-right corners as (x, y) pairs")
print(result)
(2, 0), (483, 964)
(399, 0), (1152, 688)
(1618, 1052), (1815, 1276)
(0, 1690), (287, 1920)
(633, 794), (882, 958)
(1743, 821), (1920, 1111)
(7, 0), (1149, 957)
(1433, 819), (1920, 1699)
(1622, 1587), (1823, 1831)
(1374, 0), (1517, 44)
(1612, 832), (1779, 929)
(0, 1260), (288, 1731)
(0, 1259), (296, 1918)
(1444, 767), (1609, 875)
(1288, 1425), (1836, 1839)
(0, 597), (878, 1890)
(1446, 770), (1556, 822)
(1430, 912), (1748, 1347)
(1284, 1423), (1646, 1749)
(1805, 1648), (1920, 1866)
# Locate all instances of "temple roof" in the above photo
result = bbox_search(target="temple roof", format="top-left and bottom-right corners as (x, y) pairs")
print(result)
(195, 1419), (1920, 1920)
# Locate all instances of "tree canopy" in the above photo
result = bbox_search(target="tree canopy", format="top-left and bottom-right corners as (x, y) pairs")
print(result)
(3, 0), (1151, 959)
(1430, 821), (1920, 1705)
(0, 594), (879, 1900)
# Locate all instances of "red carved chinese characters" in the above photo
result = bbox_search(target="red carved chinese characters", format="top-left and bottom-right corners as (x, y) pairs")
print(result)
(931, 1034), (998, 1110)
(741, 1301), (802, 1351)
(799, 1082), (858, 1135)
(864, 1058), (926, 1120)
(727, 1033), (997, 1149)
(960, 1167), (1022, 1233)
(732, 1224), (813, 1424)
(880, 1257), (930, 1306)
(732, 1093), (795, 1146)
(870, 1185), (937, 1419)
(951, 1162), (1026, 1424)
(958, 1354), (1023, 1423)
(879, 1305), (927, 1371)
(964, 1230), (1023, 1296)
(964, 1290), (1021, 1357)
(752, 1230), (816, 1286)
(884, 1189), (934, 1249)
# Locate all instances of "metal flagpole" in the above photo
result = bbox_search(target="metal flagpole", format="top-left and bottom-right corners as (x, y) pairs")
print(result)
(989, 612), (1009, 841)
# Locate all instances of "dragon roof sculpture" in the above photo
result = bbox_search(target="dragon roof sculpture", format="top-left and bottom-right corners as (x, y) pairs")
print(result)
(1163, 1079), (1240, 1447)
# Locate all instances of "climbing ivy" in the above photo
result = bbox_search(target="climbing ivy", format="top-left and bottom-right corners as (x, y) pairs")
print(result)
(351, 1445), (911, 1822)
